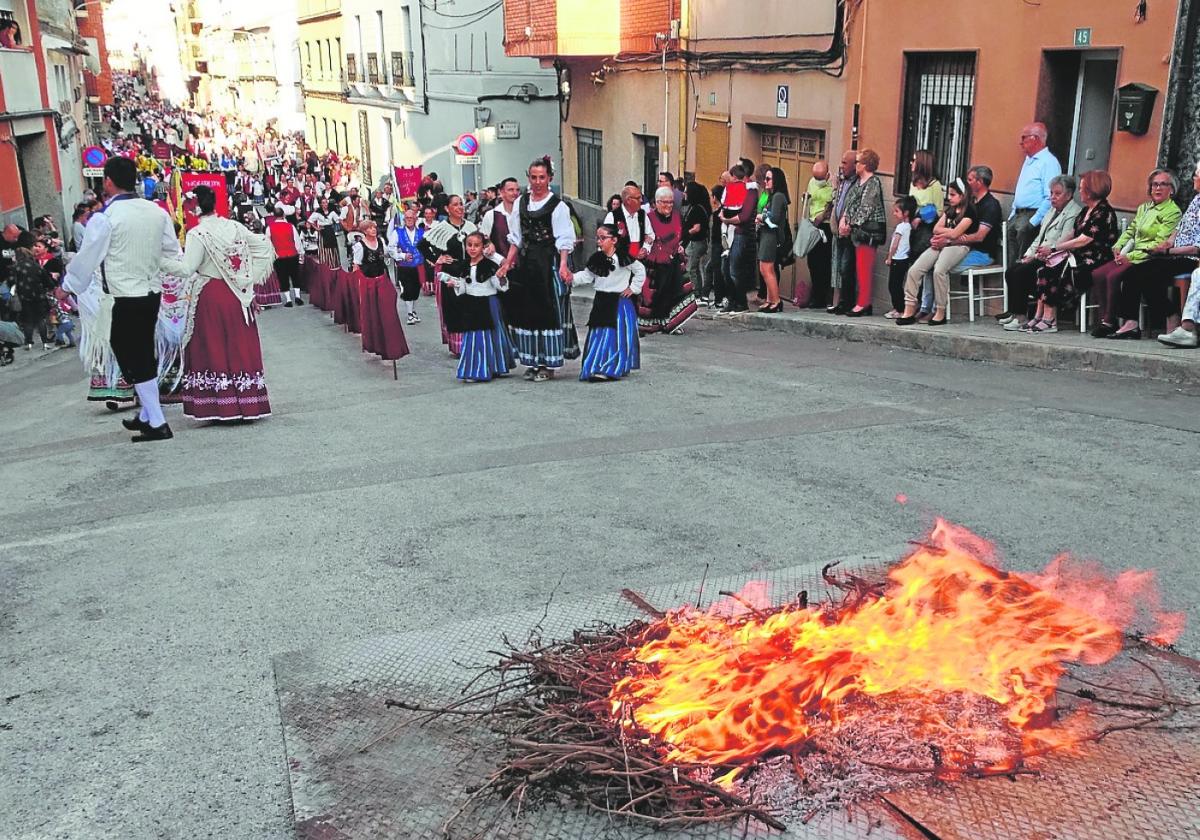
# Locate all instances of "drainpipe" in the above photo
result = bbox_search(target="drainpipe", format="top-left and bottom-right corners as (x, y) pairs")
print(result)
(677, 0), (689, 178)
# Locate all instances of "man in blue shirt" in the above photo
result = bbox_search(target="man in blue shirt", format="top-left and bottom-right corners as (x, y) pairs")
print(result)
(1006, 123), (1062, 273)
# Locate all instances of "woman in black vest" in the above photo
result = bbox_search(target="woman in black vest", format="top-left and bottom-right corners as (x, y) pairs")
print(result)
(497, 156), (578, 382)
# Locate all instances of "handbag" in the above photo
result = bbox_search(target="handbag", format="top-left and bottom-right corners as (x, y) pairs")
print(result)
(851, 219), (887, 248)
(775, 210), (796, 268)
(792, 194), (823, 259)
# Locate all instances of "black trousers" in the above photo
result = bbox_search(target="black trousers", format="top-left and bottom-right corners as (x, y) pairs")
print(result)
(110, 293), (160, 384)
(1119, 256), (1196, 323)
(806, 223), (833, 306)
(835, 236), (856, 304)
(1005, 259), (1044, 317)
(274, 255), (300, 292)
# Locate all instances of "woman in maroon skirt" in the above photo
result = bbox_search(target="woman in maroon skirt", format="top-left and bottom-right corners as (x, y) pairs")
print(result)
(161, 185), (276, 422)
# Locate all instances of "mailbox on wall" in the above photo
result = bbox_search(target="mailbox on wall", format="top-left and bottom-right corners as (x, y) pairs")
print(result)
(1117, 83), (1158, 135)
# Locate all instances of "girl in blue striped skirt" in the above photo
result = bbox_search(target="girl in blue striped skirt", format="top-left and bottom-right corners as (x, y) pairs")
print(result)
(572, 224), (645, 382)
(437, 232), (512, 382)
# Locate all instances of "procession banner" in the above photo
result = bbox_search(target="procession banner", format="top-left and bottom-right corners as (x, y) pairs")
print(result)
(394, 165), (422, 200)
(181, 172), (230, 217)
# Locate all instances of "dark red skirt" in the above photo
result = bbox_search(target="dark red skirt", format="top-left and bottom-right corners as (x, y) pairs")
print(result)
(332, 269), (361, 333)
(309, 262), (332, 310)
(181, 279), (271, 421)
(359, 273), (411, 361)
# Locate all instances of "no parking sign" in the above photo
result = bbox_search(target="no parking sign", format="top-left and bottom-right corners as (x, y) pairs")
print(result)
(776, 85), (789, 119)
(81, 145), (107, 178)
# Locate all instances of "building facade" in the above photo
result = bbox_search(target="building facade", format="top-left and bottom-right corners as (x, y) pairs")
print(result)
(199, 0), (303, 131)
(505, 0), (850, 293)
(0, 0), (97, 230)
(336, 0), (559, 196)
(843, 0), (1188, 213)
(298, 0), (354, 158)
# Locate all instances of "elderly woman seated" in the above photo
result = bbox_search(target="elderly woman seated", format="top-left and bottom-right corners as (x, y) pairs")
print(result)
(1114, 161), (1200, 340)
(1090, 168), (1183, 339)
(999, 174), (1081, 330)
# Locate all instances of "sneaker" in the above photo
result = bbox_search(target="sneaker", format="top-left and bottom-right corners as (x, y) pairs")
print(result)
(284, 301), (294, 308)
(1003, 318), (1029, 331)
(43, 342), (56, 351)
(1157, 326), (1199, 348)
(295, 297), (304, 306)
(995, 311), (1015, 323)
(406, 313), (418, 325)
(884, 309), (900, 319)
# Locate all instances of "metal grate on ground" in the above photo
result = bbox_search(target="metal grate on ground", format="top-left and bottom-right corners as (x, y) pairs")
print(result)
(272, 557), (1200, 840)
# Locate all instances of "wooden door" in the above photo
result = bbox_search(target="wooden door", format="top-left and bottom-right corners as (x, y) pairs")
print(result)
(759, 127), (825, 298)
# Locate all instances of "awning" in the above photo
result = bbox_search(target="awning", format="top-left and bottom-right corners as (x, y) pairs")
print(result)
(42, 33), (90, 55)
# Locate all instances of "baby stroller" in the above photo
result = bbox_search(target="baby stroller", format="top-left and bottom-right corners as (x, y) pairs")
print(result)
(0, 318), (21, 365)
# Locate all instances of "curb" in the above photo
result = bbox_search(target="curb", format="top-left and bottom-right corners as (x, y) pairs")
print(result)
(569, 290), (1200, 385)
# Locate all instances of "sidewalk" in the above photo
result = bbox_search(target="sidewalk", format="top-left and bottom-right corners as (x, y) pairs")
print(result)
(569, 288), (1200, 385)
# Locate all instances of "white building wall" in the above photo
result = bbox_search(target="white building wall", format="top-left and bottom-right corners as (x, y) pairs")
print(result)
(341, 0), (559, 197)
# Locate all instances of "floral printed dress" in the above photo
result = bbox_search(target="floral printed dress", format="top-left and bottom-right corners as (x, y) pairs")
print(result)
(1036, 199), (1119, 307)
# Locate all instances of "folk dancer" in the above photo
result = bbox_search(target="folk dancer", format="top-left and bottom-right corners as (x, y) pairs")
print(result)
(418, 195), (476, 357)
(267, 205), (305, 307)
(573, 223), (643, 381)
(638, 186), (698, 335)
(388, 206), (426, 324)
(64, 156), (181, 442)
(498, 156), (578, 382)
(161, 185), (275, 422)
(436, 231), (512, 382)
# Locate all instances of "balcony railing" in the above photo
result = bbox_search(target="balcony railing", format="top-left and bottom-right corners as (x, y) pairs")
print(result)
(0, 49), (43, 114)
(390, 51), (414, 87)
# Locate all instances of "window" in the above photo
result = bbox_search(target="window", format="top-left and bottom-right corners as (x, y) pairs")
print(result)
(638, 134), (659, 198)
(376, 10), (386, 83)
(317, 39), (325, 76)
(346, 52), (357, 82)
(367, 52), (379, 84)
(576, 128), (603, 205)
(896, 52), (976, 194)
(304, 42), (312, 81)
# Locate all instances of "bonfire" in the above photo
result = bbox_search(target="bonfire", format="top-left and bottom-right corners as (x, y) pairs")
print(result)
(389, 520), (1187, 835)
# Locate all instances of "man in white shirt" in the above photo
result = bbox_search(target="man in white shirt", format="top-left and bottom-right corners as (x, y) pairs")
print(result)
(603, 185), (653, 260)
(64, 156), (181, 442)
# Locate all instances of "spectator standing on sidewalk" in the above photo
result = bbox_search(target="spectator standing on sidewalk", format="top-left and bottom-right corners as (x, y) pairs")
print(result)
(682, 181), (711, 306)
(828, 150), (857, 313)
(1007, 123), (1062, 268)
(802, 160), (834, 309)
(720, 162), (760, 314)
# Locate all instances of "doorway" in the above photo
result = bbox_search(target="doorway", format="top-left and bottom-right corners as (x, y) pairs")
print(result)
(757, 126), (825, 298)
(1039, 50), (1119, 175)
(635, 134), (659, 196)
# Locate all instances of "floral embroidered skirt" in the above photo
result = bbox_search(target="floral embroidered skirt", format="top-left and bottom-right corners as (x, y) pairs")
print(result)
(181, 279), (271, 421)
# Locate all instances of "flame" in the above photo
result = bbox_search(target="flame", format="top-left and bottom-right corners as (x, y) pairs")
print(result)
(609, 520), (1183, 770)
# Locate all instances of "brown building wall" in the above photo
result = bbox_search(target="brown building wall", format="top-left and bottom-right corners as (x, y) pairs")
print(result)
(843, 1), (1181, 212)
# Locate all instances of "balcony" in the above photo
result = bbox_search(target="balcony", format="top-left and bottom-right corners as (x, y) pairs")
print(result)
(0, 48), (44, 114)
(390, 51), (414, 88)
(84, 69), (100, 101)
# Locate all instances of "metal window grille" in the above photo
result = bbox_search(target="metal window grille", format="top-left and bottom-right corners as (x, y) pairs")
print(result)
(367, 53), (380, 84)
(345, 53), (356, 82)
(896, 52), (976, 195)
(576, 128), (603, 205)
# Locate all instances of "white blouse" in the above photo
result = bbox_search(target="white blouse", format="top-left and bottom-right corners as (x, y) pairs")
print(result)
(506, 194), (576, 252)
(438, 261), (509, 296)
(572, 254), (646, 295)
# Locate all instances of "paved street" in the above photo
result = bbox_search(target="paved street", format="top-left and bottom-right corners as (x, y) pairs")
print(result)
(2, 302), (1199, 838)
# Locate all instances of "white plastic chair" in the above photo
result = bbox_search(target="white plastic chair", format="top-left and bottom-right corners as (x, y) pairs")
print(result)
(947, 219), (1008, 322)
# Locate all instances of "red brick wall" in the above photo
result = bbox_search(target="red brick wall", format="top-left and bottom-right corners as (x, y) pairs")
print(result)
(503, 0), (672, 57)
(76, 0), (114, 105)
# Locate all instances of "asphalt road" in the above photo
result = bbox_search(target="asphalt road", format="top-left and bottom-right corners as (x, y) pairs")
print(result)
(2, 302), (1198, 838)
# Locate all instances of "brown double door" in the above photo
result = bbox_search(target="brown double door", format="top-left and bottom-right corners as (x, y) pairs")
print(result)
(758, 127), (825, 297)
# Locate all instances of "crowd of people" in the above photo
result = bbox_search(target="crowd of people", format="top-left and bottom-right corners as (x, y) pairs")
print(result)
(699, 122), (1200, 347)
(5, 73), (1199, 443)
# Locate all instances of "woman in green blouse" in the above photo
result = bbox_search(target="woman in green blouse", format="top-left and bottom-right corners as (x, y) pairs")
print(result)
(1090, 169), (1182, 339)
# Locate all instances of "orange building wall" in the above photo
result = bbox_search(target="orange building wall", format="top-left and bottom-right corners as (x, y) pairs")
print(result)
(842, 1), (1180, 211)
